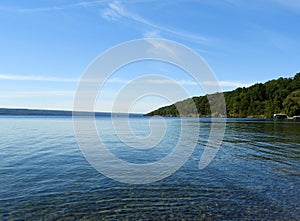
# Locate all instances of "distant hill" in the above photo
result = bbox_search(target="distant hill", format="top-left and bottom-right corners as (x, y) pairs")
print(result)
(0, 108), (142, 117)
(146, 73), (300, 118)
(0, 108), (73, 116)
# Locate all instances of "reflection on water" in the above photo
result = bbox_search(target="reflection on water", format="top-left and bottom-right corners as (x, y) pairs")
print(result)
(0, 116), (299, 220)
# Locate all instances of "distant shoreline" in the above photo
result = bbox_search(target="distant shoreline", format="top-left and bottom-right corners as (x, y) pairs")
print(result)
(1, 108), (299, 121)
(0, 108), (143, 117)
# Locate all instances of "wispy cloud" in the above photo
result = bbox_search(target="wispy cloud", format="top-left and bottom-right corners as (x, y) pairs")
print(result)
(18, 0), (108, 13)
(275, 0), (300, 11)
(19, 6), (65, 13)
(0, 91), (74, 98)
(203, 81), (252, 88)
(143, 30), (161, 38)
(146, 79), (196, 86)
(105, 77), (252, 88)
(230, 0), (300, 12)
(101, 7), (121, 20)
(0, 74), (78, 82)
(147, 78), (251, 88)
(0, 74), (251, 89)
(146, 39), (180, 60)
(14, 0), (212, 45)
(101, 1), (211, 45)
(0, 74), (132, 84)
(252, 25), (293, 51)
(107, 77), (130, 84)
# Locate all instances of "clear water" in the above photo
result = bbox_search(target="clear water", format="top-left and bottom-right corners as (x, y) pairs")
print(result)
(0, 116), (299, 220)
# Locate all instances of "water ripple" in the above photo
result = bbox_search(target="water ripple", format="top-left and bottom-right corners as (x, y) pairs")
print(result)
(0, 117), (299, 220)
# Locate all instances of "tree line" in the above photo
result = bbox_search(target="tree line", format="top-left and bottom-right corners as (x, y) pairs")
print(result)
(146, 73), (300, 118)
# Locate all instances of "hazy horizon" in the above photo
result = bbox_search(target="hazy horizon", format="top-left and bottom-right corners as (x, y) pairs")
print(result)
(1, 0), (300, 113)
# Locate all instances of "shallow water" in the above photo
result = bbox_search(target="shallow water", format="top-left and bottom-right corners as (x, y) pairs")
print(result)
(1, 116), (299, 220)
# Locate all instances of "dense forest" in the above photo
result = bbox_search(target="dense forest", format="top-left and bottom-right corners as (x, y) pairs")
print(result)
(146, 73), (300, 118)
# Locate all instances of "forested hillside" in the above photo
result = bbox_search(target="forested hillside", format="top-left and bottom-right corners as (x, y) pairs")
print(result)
(146, 73), (300, 118)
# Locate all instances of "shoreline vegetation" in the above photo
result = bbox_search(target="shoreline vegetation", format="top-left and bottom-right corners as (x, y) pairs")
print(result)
(146, 73), (300, 119)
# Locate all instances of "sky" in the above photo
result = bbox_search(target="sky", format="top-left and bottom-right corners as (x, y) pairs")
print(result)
(0, 0), (300, 113)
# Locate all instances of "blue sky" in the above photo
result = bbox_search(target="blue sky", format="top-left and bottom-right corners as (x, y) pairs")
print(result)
(0, 0), (300, 113)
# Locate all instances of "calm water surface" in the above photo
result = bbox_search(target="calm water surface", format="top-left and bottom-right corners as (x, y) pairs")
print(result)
(0, 116), (299, 220)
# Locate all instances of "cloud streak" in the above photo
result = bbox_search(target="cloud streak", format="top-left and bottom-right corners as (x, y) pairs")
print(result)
(18, 0), (108, 13)
(0, 90), (74, 98)
(275, 0), (300, 11)
(101, 1), (211, 45)
(106, 77), (252, 88)
(203, 80), (252, 88)
(0, 74), (251, 88)
(251, 25), (293, 51)
(12, 0), (212, 45)
(143, 30), (161, 38)
(0, 74), (78, 82)
(146, 78), (251, 88)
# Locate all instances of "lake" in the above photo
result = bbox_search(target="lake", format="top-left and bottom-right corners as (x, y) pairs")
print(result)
(0, 116), (299, 220)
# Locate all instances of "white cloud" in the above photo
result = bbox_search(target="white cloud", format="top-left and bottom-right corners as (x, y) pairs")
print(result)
(0, 73), (251, 89)
(15, 0), (212, 45)
(101, 1), (211, 45)
(147, 79), (251, 88)
(276, 0), (300, 10)
(0, 91), (74, 98)
(76, 0), (108, 7)
(146, 39), (180, 60)
(0, 74), (78, 82)
(106, 77), (251, 88)
(101, 8), (121, 20)
(146, 79), (196, 86)
(18, 0), (107, 13)
(252, 25), (293, 51)
(107, 77), (130, 84)
(143, 30), (161, 38)
(203, 80), (252, 88)
(18, 6), (65, 13)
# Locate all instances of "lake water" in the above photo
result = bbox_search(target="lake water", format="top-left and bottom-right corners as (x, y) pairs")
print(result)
(1, 116), (299, 220)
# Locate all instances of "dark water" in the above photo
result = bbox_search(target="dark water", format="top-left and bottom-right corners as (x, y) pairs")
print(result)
(1, 116), (299, 220)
